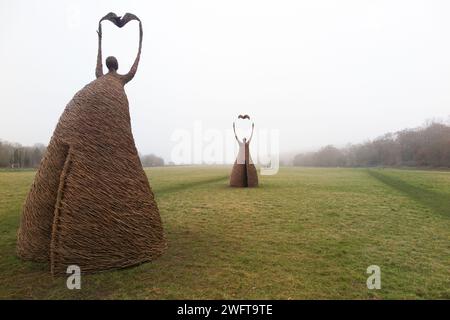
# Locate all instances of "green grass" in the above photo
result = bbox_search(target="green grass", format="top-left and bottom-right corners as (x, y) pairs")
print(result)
(0, 166), (449, 299)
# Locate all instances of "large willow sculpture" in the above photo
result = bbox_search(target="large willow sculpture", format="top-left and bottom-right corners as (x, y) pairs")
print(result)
(229, 116), (259, 187)
(17, 13), (167, 275)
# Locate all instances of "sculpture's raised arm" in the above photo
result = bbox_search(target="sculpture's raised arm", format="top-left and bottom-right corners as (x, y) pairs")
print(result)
(95, 24), (103, 78)
(248, 123), (255, 143)
(233, 122), (241, 143)
(122, 17), (143, 84)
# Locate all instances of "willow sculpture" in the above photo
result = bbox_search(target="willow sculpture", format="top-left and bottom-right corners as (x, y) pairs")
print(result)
(230, 116), (259, 187)
(16, 13), (166, 275)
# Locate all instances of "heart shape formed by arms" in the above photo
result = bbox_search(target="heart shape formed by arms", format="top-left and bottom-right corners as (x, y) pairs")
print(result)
(233, 115), (255, 143)
(96, 12), (143, 83)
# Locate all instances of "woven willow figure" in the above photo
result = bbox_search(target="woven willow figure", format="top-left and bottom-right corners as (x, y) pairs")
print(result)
(229, 117), (259, 187)
(17, 13), (166, 275)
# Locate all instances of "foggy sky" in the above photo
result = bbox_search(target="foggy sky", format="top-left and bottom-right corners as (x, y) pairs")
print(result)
(1, 0), (450, 162)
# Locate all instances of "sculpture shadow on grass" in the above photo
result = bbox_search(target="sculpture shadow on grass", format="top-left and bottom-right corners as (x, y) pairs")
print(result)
(367, 170), (450, 218)
(154, 175), (229, 196)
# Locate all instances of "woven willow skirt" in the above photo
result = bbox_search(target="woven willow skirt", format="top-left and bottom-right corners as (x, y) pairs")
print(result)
(17, 73), (167, 275)
(229, 161), (258, 188)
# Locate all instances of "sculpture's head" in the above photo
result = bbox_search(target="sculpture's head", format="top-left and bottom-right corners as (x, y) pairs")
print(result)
(243, 137), (247, 143)
(106, 56), (118, 72)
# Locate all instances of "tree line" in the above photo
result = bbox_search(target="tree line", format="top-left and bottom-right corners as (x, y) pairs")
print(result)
(0, 141), (46, 168)
(140, 154), (165, 167)
(293, 122), (450, 168)
(0, 139), (165, 168)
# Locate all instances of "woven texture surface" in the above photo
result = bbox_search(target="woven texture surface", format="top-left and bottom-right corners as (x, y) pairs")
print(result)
(230, 142), (259, 188)
(16, 13), (166, 275)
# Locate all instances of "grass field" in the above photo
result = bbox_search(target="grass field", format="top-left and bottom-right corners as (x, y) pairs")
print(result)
(0, 166), (449, 299)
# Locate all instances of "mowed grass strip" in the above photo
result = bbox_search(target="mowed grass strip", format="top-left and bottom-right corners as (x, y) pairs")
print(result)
(0, 167), (449, 299)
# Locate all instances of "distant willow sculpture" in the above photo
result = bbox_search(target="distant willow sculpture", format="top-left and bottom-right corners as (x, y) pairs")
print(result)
(229, 116), (259, 187)
(17, 13), (166, 275)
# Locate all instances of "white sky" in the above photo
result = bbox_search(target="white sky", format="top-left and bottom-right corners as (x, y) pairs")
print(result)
(1, 0), (450, 162)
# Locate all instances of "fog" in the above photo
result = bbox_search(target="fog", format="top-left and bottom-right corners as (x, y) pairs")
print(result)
(1, 0), (450, 163)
